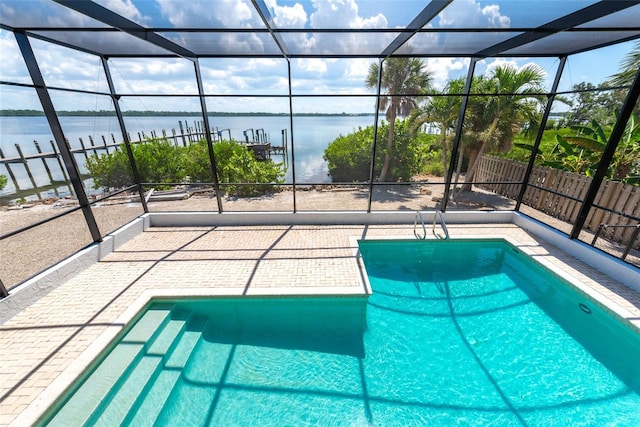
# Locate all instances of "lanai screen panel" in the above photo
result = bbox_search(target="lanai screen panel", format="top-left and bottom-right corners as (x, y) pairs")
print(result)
(0, 0), (638, 58)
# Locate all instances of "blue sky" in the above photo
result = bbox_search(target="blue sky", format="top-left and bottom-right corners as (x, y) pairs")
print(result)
(0, 0), (636, 113)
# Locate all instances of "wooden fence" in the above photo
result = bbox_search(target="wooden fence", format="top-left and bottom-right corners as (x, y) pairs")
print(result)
(476, 155), (640, 247)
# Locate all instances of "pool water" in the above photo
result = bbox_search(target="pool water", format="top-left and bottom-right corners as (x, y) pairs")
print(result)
(40, 239), (640, 426)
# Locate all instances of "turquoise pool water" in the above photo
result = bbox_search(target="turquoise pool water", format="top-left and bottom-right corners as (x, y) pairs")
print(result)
(41, 239), (640, 426)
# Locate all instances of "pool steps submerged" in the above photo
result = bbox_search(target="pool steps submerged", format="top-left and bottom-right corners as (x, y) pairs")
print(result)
(44, 306), (209, 426)
(98, 315), (188, 426)
(41, 297), (369, 425)
(128, 318), (205, 425)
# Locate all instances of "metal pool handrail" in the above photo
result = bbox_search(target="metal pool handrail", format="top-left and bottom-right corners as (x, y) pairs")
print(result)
(414, 211), (450, 240)
(414, 211), (427, 240)
(432, 210), (450, 240)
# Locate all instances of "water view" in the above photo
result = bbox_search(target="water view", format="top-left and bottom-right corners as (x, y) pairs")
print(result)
(0, 114), (375, 201)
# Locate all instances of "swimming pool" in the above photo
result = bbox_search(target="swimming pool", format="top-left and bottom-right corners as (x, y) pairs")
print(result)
(39, 239), (640, 426)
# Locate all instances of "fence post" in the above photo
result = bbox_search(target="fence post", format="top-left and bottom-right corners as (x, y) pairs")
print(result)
(0, 148), (21, 193)
(571, 65), (640, 239)
(79, 138), (90, 162)
(179, 121), (187, 146)
(50, 141), (69, 183)
(15, 143), (40, 200)
(34, 141), (57, 196)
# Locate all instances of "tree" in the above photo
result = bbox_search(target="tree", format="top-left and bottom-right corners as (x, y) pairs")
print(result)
(460, 64), (546, 192)
(409, 77), (464, 179)
(366, 57), (432, 182)
(609, 40), (640, 87)
(565, 82), (624, 127)
(515, 115), (639, 184)
(608, 41), (640, 117)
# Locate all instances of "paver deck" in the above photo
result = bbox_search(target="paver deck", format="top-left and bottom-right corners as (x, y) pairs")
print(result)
(1, 223), (639, 426)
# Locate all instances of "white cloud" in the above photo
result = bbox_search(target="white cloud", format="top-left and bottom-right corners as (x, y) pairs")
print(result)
(199, 58), (289, 95)
(0, 30), (31, 84)
(481, 4), (510, 28)
(344, 58), (370, 80)
(157, 0), (257, 27)
(0, 0), (103, 28)
(265, 0), (307, 28)
(309, 0), (386, 29)
(93, 0), (148, 25)
(297, 58), (328, 73)
(482, 58), (520, 74)
(2, 0), (617, 113)
(108, 57), (198, 94)
(427, 58), (470, 89)
(247, 58), (281, 68)
(27, 39), (111, 93)
(265, 0), (312, 52)
(280, 0), (391, 55)
(291, 58), (374, 95)
(478, 59), (549, 89)
(438, 0), (510, 28)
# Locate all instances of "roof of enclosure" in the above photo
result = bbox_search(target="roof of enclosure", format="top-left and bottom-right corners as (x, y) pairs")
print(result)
(1, 0), (639, 59)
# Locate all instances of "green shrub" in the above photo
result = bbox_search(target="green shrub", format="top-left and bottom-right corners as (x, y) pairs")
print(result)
(86, 148), (134, 190)
(323, 126), (376, 182)
(86, 138), (182, 190)
(87, 138), (285, 196)
(182, 140), (215, 183)
(507, 128), (572, 163)
(131, 138), (184, 185)
(388, 120), (433, 180)
(425, 160), (444, 177)
(184, 140), (285, 196)
(324, 119), (432, 182)
(0, 174), (7, 191)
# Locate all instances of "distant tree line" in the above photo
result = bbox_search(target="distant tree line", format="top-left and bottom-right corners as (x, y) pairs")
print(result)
(0, 109), (373, 117)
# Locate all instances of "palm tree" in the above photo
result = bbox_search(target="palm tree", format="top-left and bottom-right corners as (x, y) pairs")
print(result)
(609, 40), (640, 87)
(608, 41), (640, 116)
(410, 77), (464, 180)
(459, 64), (546, 192)
(366, 57), (432, 182)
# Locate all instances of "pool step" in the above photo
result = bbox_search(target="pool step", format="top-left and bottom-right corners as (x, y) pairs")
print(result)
(123, 316), (208, 427)
(154, 324), (236, 425)
(91, 316), (189, 426)
(45, 307), (174, 427)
